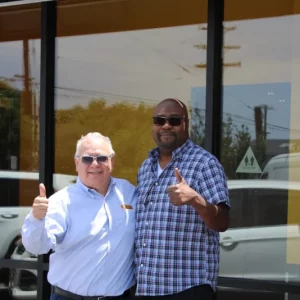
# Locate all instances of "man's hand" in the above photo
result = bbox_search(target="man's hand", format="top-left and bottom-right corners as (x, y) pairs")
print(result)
(167, 168), (199, 206)
(32, 184), (49, 220)
(167, 169), (229, 232)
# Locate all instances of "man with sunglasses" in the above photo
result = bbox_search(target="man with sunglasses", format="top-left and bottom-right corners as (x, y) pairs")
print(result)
(22, 132), (136, 300)
(135, 98), (230, 300)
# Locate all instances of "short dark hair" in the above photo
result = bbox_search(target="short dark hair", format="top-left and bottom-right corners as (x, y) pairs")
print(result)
(160, 98), (188, 117)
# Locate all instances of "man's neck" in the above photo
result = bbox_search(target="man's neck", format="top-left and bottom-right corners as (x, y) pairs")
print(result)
(158, 152), (172, 169)
(91, 177), (111, 197)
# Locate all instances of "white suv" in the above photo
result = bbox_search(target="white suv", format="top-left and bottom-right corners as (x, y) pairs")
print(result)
(0, 171), (76, 299)
(219, 179), (300, 284)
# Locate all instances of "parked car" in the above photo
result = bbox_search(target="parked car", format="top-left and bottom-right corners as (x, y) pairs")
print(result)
(219, 179), (300, 284)
(9, 239), (37, 300)
(0, 171), (76, 299)
(260, 152), (300, 180)
(5, 176), (300, 298)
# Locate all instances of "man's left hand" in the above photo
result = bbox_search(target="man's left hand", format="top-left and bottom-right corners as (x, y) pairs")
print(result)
(167, 168), (199, 206)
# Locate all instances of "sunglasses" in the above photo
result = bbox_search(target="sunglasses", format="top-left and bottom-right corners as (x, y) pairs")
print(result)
(152, 116), (187, 127)
(78, 155), (113, 165)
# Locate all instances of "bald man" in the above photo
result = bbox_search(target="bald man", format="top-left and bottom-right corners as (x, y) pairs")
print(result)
(135, 98), (230, 300)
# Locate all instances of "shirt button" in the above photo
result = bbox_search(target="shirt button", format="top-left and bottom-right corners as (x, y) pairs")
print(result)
(140, 264), (144, 267)
(143, 243), (146, 247)
(155, 182), (158, 186)
(150, 202), (153, 205)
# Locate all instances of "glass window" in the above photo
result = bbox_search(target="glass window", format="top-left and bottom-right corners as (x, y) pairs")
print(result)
(251, 188), (288, 226)
(0, 264), (37, 299)
(227, 189), (244, 228)
(55, 0), (207, 185)
(0, 3), (40, 298)
(220, 0), (300, 290)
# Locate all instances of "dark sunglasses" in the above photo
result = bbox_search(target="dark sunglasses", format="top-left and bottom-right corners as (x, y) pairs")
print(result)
(78, 155), (113, 165)
(152, 116), (187, 127)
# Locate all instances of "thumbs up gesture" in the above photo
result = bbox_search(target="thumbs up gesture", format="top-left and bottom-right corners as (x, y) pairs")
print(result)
(167, 168), (198, 206)
(32, 184), (49, 220)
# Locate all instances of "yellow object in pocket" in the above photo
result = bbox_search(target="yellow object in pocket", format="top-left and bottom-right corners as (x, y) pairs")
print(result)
(121, 204), (133, 209)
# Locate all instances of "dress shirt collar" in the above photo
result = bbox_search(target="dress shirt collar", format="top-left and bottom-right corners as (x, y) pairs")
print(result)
(148, 138), (193, 162)
(76, 176), (116, 197)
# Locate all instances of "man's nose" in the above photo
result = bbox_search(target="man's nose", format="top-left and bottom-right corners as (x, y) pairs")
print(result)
(161, 120), (172, 128)
(91, 158), (101, 166)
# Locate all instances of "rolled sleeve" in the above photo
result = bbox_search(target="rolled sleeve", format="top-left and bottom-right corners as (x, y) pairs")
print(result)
(199, 158), (230, 208)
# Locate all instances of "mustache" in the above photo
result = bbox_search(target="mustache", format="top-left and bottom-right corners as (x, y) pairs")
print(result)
(158, 132), (176, 137)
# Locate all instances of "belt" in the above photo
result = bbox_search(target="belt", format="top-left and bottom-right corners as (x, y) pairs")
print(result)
(52, 286), (125, 300)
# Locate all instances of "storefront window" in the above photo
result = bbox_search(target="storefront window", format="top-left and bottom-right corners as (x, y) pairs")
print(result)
(55, 0), (207, 184)
(0, 2), (41, 299)
(220, 0), (300, 293)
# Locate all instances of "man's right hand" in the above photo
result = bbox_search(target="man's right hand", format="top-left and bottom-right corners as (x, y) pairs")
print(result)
(32, 184), (49, 220)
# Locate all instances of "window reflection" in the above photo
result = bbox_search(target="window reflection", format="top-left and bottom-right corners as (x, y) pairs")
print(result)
(55, 25), (207, 184)
(220, 181), (300, 283)
(0, 38), (40, 207)
(220, 2), (300, 286)
(0, 265), (37, 300)
(0, 5), (41, 298)
(0, 39), (40, 172)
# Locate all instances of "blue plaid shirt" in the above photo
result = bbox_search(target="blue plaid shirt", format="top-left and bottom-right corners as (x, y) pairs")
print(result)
(135, 139), (230, 296)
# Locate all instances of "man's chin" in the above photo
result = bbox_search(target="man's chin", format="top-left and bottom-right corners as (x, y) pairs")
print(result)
(159, 141), (177, 150)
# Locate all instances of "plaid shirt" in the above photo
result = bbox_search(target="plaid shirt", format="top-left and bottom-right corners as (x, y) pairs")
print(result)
(135, 139), (230, 296)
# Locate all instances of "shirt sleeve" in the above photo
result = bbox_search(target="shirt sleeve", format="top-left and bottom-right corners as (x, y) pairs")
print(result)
(199, 157), (231, 208)
(21, 194), (68, 255)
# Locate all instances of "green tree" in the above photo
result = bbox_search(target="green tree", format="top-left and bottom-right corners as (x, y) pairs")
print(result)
(190, 106), (255, 179)
(221, 116), (236, 179)
(190, 106), (205, 147)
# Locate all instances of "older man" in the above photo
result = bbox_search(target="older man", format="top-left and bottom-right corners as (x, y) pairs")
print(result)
(22, 132), (136, 300)
(135, 98), (230, 300)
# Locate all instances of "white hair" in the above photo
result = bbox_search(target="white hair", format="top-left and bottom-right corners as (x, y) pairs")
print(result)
(74, 132), (115, 157)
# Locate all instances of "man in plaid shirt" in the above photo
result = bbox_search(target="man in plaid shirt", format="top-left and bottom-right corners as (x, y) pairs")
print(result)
(135, 98), (230, 300)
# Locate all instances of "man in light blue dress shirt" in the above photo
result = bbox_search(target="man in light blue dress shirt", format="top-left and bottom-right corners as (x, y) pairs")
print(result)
(22, 132), (136, 300)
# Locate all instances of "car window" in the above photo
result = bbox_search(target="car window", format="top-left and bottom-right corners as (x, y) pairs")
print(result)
(0, 172), (77, 207)
(248, 188), (288, 227)
(229, 187), (293, 229)
(229, 188), (258, 229)
(0, 178), (38, 207)
(228, 190), (241, 228)
(260, 172), (268, 179)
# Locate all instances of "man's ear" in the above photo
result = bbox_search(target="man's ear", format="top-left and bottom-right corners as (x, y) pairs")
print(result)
(111, 156), (115, 169)
(185, 118), (190, 132)
(74, 157), (79, 172)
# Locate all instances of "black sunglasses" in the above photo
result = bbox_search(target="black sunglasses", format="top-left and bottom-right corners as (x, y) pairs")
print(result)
(78, 155), (113, 165)
(152, 116), (187, 127)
